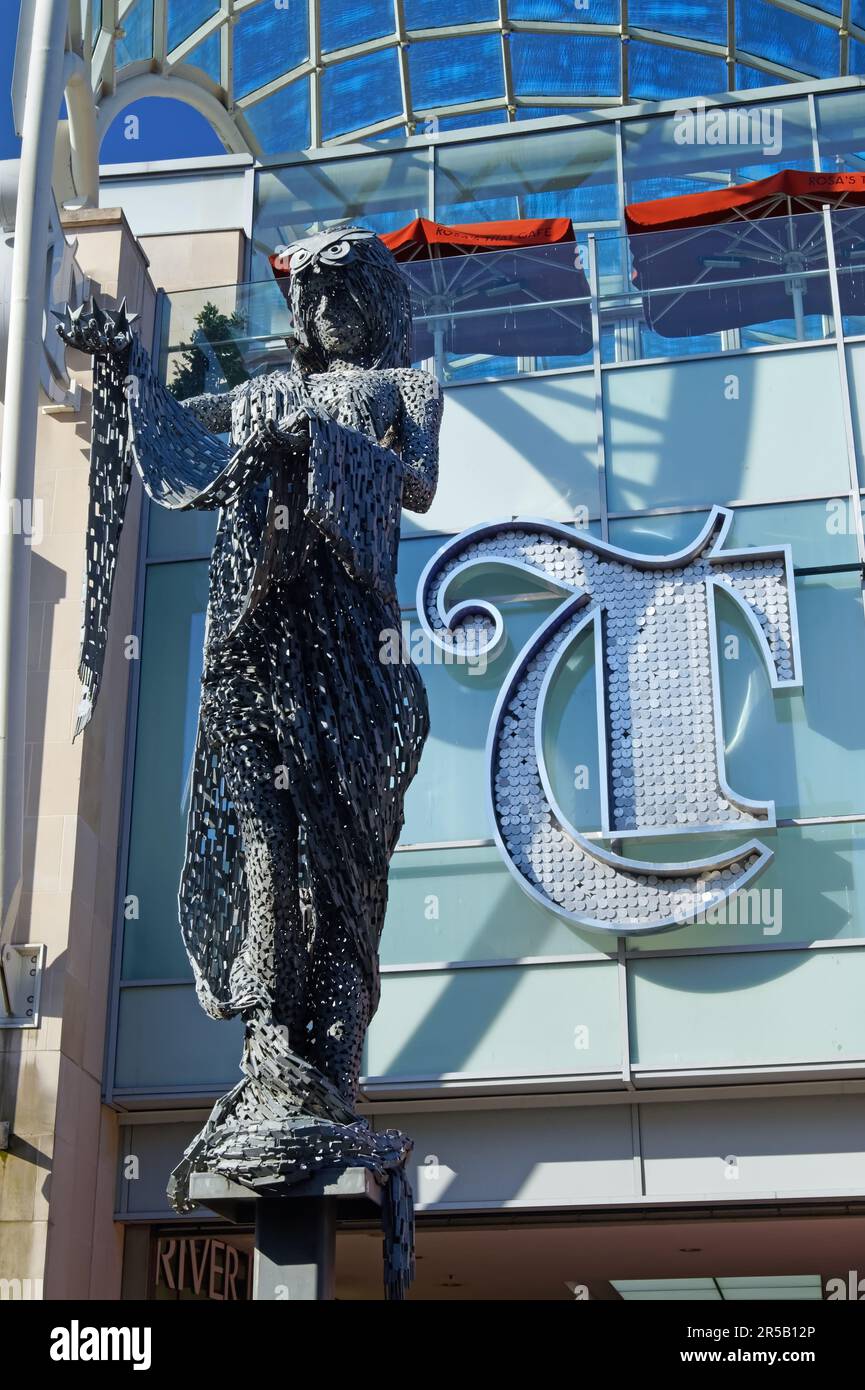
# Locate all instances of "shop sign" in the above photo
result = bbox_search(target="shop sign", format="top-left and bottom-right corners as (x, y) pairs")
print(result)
(418, 506), (801, 936)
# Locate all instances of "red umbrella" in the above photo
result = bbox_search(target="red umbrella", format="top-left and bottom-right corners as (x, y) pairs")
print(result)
(382, 215), (575, 256)
(379, 217), (592, 365)
(625, 170), (865, 339)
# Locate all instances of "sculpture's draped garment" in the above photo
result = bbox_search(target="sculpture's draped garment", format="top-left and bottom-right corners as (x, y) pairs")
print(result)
(81, 336), (441, 1296)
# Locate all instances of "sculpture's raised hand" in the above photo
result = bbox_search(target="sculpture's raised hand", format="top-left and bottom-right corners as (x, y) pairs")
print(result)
(55, 296), (137, 360)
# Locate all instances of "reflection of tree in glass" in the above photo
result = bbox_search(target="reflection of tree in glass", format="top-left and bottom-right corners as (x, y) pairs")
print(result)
(168, 302), (247, 400)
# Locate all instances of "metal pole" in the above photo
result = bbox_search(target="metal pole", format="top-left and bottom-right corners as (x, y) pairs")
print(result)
(433, 323), (446, 384)
(822, 201), (865, 571)
(0, 0), (69, 953)
(790, 281), (806, 341)
(587, 234), (609, 543)
(253, 1197), (337, 1301)
(786, 207), (806, 342)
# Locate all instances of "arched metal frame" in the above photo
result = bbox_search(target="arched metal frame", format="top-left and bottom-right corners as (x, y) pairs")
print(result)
(58, 0), (865, 170)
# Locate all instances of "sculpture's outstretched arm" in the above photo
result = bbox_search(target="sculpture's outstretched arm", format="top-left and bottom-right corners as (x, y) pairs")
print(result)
(56, 298), (260, 732)
(175, 390), (235, 435)
(397, 370), (442, 514)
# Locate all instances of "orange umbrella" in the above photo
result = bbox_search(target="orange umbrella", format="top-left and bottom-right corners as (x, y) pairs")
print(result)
(625, 170), (865, 338)
(379, 216), (592, 363)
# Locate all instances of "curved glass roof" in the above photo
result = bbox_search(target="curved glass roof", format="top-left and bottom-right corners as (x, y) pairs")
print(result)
(75, 0), (865, 157)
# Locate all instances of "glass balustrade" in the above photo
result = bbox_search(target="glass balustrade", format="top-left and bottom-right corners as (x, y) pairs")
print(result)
(158, 207), (860, 394)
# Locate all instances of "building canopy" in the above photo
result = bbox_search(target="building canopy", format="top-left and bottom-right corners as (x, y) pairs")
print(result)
(35, 0), (865, 167)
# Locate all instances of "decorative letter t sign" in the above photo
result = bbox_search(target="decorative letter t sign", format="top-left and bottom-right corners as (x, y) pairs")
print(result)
(418, 507), (802, 936)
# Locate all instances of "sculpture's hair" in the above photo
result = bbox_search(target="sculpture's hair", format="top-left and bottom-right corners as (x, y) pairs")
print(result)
(288, 232), (412, 373)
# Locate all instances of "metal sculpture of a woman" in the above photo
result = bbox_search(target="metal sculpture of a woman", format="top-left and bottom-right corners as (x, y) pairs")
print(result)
(58, 228), (442, 1298)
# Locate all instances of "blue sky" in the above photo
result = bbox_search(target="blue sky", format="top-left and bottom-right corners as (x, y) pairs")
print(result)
(2, 0), (225, 165)
(1, 8), (20, 159)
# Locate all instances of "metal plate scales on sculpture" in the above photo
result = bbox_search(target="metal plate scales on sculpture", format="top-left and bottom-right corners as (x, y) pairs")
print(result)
(59, 228), (443, 1300)
(60, 226), (803, 1300)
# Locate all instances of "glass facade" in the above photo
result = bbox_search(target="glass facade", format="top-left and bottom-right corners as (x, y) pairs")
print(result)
(152, 84), (865, 388)
(112, 87), (865, 1105)
(92, 1), (865, 154)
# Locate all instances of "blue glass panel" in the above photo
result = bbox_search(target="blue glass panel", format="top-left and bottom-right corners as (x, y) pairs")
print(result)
(628, 40), (726, 101)
(516, 107), (594, 121)
(731, 161), (795, 183)
(511, 33), (620, 96)
(349, 207), (422, 235)
(816, 90), (865, 172)
(255, 149), (430, 240)
(181, 29), (221, 84)
(735, 63), (790, 89)
(435, 123), (619, 229)
(637, 326), (724, 359)
(122, 561), (209, 980)
(439, 355), (519, 383)
(850, 39), (865, 76)
(402, 599), (562, 841)
(809, 0), (842, 12)
(383, 847), (608, 965)
(522, 182), (619, 225)
(147, 503), (217, 560)
(630, 949), (865, 1070)
(629, 0), (725, 44)
(321, 51), (403, 139)
(845, 343), (865, 483)
(167, 0), (218, 51)
(115, 987), (242, 1088)
(233, 0), (308, 99)
(854, 0), (865, 26)
(736, 0), (838, 76)
(405, 0), (498, 22)
(509, 0), (619, 18)
(623, 96), (813, 202)
(604, 346), (850, 513)
(435, 194), (523, 223)
(368, 961), (622, 1080)
(610, 499), (859, 573)
(719, 571), (865, 820)
(626, 174), (719, 204)
(409, 35), (504, 108)
(320, 0), (394, 53)
(244, 77), (311, 154)
(116, 0), (154, 68)
(740, 310), (828, 349)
